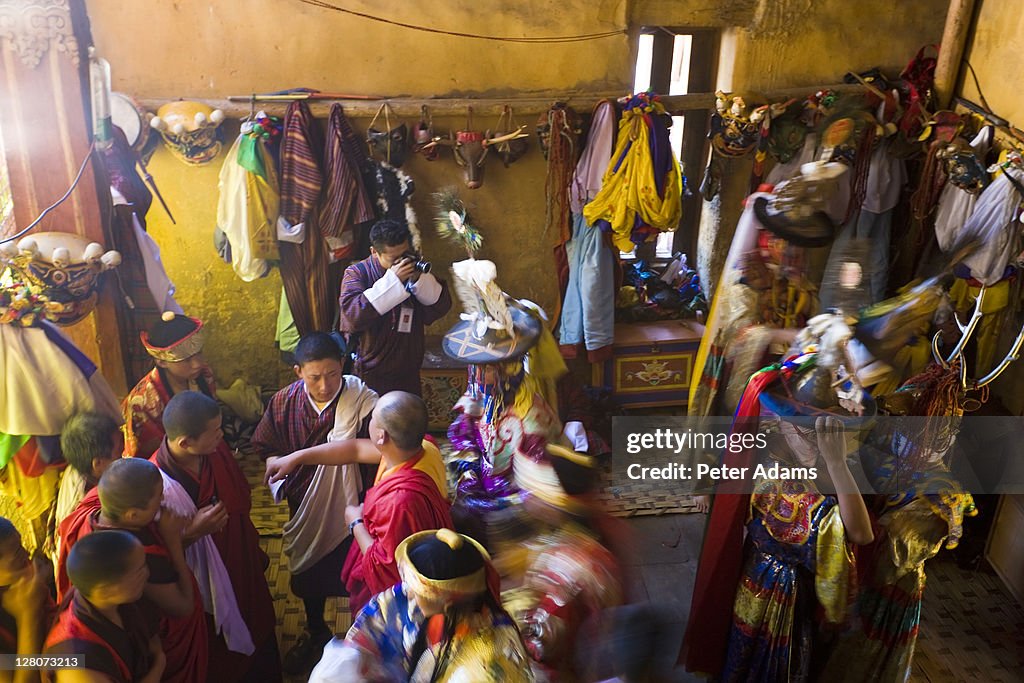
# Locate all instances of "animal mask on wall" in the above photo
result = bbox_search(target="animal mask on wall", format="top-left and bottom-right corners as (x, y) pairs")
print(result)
(366, 103), (409, 167)
(425, 108), (528, 189)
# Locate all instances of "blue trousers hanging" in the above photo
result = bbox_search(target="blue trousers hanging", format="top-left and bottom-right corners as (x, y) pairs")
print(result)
(560, 212), (615, 356)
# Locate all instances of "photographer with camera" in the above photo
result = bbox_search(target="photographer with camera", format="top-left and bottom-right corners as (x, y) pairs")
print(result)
(339, 219), (451, 396)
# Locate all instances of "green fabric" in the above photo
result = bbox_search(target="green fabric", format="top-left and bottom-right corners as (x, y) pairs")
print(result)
(0, 432), (30, 470)
(236, 135), (267, 181)
(275, 287), (300, 354)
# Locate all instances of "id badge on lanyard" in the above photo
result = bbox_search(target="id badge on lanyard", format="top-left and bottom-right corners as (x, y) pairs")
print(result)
(397, 306), (414, 333)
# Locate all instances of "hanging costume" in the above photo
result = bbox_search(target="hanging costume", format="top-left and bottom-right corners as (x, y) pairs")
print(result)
(56, 489), (209, 683)
(320, 103), (377, 262)
(560, 99), (617, 362)
(121, 314), (216, 458)
(216, 128), (280, 281)
(152, 439), (282, 682)
(0, 317), (121, 553)
(102, 126), (183, 384)
(583, 93), (682, 253)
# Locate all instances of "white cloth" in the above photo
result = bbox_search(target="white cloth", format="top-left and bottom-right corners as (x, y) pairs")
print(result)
(0, 324), (121, 435)
(408, 272), (443, 306)
(216, 134), (271, 282)
(308, 638), (362, 683)
(959, 166), (1024, 285)
(363, 269), (410, 315)
(283, 376), (378, 574)
(562, 421), (589, 453)
(861, 140), (906, 214)
(765, 134), (818, 186)
(277, 215), (306, 244)
(934, 126), (993, 252)
(570, 100), (617, 213)
(158, 470), (255, 655)
(111, 186), (183, 315)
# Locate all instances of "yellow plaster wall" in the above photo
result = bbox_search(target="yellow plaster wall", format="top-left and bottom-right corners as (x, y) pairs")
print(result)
(84, 0), (631, 98)
(142, 130), (284, 389)
(960, 0), (1024, 127)
(959, 0), (1024, 413)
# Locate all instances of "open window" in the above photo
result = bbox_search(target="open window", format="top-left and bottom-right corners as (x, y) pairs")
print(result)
(621, 27), (717, 262)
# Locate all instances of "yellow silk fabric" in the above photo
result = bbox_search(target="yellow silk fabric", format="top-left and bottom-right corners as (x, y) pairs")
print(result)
(583, 101), (682, 252)
(814, 505), (856, 624)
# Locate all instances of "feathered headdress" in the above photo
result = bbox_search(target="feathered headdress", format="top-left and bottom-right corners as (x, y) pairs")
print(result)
(443, 258), (541, 364)
(434, 187), (483, 258)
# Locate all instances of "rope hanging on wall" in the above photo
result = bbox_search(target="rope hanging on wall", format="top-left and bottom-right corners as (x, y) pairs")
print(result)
(295, 0), (625, 43)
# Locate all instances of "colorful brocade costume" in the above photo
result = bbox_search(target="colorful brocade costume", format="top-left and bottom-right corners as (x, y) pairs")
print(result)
(502, 521), (622, 681)
(447, 388), (563, 518)
(122, 365), (217, 458)
(722, 478), (856, 682)
(323, 582), (533, 682)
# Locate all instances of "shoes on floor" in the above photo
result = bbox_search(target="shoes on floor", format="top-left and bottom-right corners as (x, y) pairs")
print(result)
(282, 627), (332, 675)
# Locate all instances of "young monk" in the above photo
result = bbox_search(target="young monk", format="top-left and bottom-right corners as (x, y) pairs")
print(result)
(152, 391), (281, 682)
(0, 518), (52, 683)
(44, 530), (165, 683)
(266, 391), (451, 614)
(123, 312), (216, 458)
(56, 459), (206, 683)
(49, 413), (125, 564)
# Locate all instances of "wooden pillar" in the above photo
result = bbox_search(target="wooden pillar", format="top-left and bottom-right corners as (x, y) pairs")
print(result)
(933, 0), (978, 109)
(0, 0), (127, 394)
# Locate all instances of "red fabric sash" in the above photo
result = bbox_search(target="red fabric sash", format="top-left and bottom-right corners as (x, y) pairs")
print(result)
(56, 489), (103, 602)
(679, 364), (787, 675)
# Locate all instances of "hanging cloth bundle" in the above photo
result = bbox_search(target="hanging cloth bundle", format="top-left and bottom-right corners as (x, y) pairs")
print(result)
(583, 92), (682, 252)
(216, 128), (280, 282)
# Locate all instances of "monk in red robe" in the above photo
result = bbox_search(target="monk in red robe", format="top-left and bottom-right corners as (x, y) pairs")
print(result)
(122, 312), (216, 458)
(339, 392), (453, 613)
(339, 219), (452, 396)
(152, 390), (281, 683)
(1, 518), (52, 683)
(251, 332), (378, 674)
(56, 458), (207, 683)
(45, 530), (165, 683)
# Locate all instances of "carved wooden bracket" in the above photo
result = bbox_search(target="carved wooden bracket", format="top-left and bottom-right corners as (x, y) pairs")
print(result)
(0, 0), (80, 69)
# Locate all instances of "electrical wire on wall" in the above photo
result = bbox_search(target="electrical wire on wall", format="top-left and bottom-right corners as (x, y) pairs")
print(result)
(295, 0), (625, 43)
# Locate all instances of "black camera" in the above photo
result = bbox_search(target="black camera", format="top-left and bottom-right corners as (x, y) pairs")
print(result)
(402, 252), (431, 274)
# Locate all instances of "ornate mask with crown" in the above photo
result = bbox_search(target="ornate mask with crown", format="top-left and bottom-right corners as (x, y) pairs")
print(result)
(150, 101), (225, 165)
(0, 232), (121, 325)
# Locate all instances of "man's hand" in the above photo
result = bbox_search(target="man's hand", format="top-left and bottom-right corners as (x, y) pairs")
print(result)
(390, 257), (417, 284)
(183, 502), (228, 541)
(815, 416), (848, 469)
(156, 510), (190, 547)
(344, 504), (363, 526)
(265, 454), (299, 484)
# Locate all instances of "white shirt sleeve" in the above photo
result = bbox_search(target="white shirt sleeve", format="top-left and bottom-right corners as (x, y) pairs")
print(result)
(408, 272), (443, 306)
(563, 421), (590, 453)
(363, 269), (411, 314)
